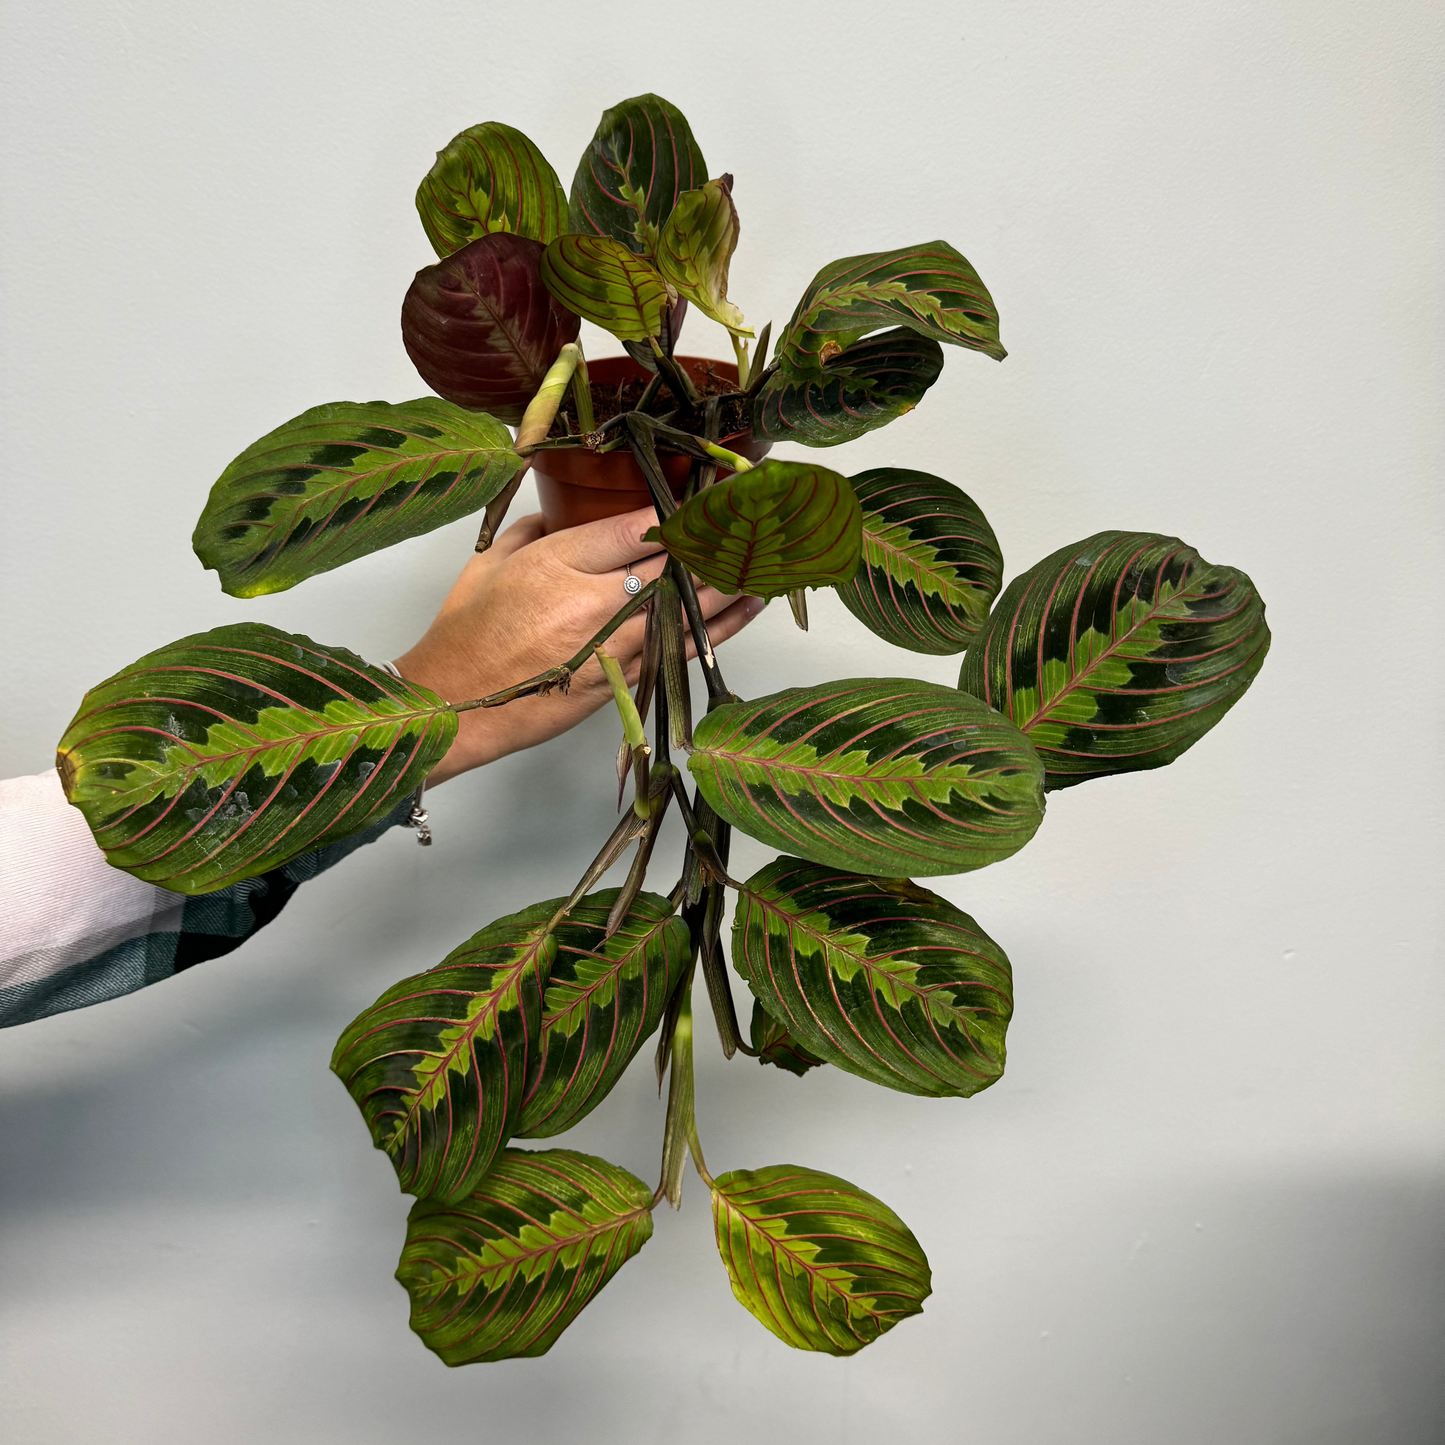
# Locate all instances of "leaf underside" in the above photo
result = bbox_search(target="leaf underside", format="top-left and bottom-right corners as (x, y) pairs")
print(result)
(734, 858), (1012, 1096)
(751, 329), (943, 448)
(837, 468), (1003, 655)
(516, 890), (691, 1138)
(401, 232), (581, 425)
(749, 998), (826, 1077)
(192, 398), (522, 596)
(331, 900), (554, 1203)
(55, 623), (455, 895)
(398, 1148), (653, 1364)
(416, 120), (569, 257)
(654, 459), (863, 600)
(957, 530), (1270, 788)
(688, 678), (1045, 878)
(568, 94), (707, 257)
(711, 1164), (931, 1354)
(775, 240), (1004, 373)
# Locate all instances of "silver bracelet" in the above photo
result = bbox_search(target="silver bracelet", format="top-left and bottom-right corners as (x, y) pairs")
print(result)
(380, 661), (432, 847)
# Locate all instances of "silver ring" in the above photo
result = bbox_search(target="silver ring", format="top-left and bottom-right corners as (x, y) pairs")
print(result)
(623, 567), (642, 596)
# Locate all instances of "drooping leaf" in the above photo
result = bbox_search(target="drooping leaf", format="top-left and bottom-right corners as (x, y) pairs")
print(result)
(687, 678), (1044, 878)
(401, 232), (581, 424)
(711, 1164), (931, 1354)
(56, 624), (455, 895)
(651, 460), (863, 600)
(750, 998), (825, 1077)
(957, 531), (1270, 789)
(192, 399), (524, 597)
(398, 1148), (654, 1364)
(416, 120), (569, 257)
(331, 902), (554, 1203)
(775, 241), (1004, 373)
(734, 859), (1011, 1096)
(836, 468), (1003, 654)
(751, 328), (943, 448)
(568, 94), (707, 258)
(515, 890), (691, 1138)
(540, 234), (671, 342)
(656, 175), (750, 335)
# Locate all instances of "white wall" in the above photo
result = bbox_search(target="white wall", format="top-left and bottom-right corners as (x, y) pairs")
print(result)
(1, 3), (1440, 1441)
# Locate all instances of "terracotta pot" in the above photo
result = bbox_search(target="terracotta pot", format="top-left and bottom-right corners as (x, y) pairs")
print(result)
(532, 355), (771, 532)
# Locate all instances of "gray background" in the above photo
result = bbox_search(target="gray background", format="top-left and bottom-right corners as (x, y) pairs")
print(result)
(1, 2), (1440, 1441)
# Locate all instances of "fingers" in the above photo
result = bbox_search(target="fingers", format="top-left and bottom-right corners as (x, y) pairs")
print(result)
(683, 596), (766, 659)
(545, 505), (666, 575)
(491, 512), (546, 558)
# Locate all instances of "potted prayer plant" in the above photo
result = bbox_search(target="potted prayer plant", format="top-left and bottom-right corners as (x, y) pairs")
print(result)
(55, 94), (1271, 1363)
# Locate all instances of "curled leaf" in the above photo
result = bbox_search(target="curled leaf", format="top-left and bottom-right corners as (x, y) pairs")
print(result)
(657, 175), (751, 336)
(750, 998), (825, 1077)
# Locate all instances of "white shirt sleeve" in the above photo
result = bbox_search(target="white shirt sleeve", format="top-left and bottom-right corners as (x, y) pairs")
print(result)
(0, 769), (184, 993)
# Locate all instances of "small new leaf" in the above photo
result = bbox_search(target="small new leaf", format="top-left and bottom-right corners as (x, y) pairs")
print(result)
(688, 678), (1044, 877)
(711, 1164), (931, 1354)
(750, 998), (825, 1076)
(56, 624), (456, 894)
(837, 468), (1003, 654)
(735, 858), (1012, 1096)
(194, 399), (524, 595)
(657, 176), (752, 336)
(398, 1148), (654, 1364)
(957, 531), (1270, 788)
(416, 121), (569, 257)
(540, 234), (671, 342)
(653, 459), (863, 600)
(776, 240), (1003, 373)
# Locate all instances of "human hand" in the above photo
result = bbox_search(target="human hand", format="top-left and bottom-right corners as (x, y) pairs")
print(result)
(393, 507), (765, 786)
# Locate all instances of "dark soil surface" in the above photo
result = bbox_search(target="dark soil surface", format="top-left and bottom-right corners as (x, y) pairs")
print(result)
(548, 363), (749, 441)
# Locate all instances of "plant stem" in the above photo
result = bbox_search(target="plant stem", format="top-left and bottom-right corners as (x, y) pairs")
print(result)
(571, 345), (595, 433)
(450, 579), (658, 712)
(656, 975), (712, 1207)
(648, 339), (701, 411)
(730, 331), (751, 390)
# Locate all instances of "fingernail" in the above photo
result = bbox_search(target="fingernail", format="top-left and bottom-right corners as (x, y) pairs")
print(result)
(744, 597), (766, 619)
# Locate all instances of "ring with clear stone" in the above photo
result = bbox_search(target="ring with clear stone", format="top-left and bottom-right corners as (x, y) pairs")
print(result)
(623, 567), (642, 596)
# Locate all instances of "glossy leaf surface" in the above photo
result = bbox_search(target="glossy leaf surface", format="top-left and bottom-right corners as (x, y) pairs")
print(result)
(331, 902), (553, 1203)
(657, 176), (750, 335)
(516, 890), (691, 1138)
(837, 468), (1003, 654)
(399, 1149), (653, 1364)
(751, 329), (943, 448)
(416, 121), (569, 258)
(653, 460), (863, 600)
(776, 241), (1004, 373)
(958, 531), (1270, 789)
(401, 232), (581, 425)
(56, 624), (455, 895)
(193, 399), (523, 597)
(734, 859), (1012, 1096)
(711, 1165), (930, 1354)
(688, 679), (1044, 878)
(568, 94), (707, 257)
(540, 234), (670, 342)
(750, 998), (825, 1077)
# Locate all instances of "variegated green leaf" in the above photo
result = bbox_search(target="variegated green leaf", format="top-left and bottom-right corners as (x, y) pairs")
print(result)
(540, 234), (670, 342)
(568, 94), (707, 258)
(652, 459), (863, 600)
(656, 175), (750, 335)
(751, 329), (943, 448)
(687, 678), (1045, 878)
(401, 232), (581, 425)
(750, 998), (825, 1077)
(734, 859), (1012, 1096)
(775, 241), (1004, 373)
(837, 468), (1003, 654)
(958, 531), (1270, 789)
(516, 890), (691, 1138)
(416, 120), (569, 258)
(331, 902), (554, 1203)
(193, 399), (523, 597)
(398, 1148), (654, 1364)
(56, 623), (455, 895)
(711, 1164), (930, 1354)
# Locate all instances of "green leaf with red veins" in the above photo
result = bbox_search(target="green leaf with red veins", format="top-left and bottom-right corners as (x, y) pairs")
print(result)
(657, 176), (751, 336)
